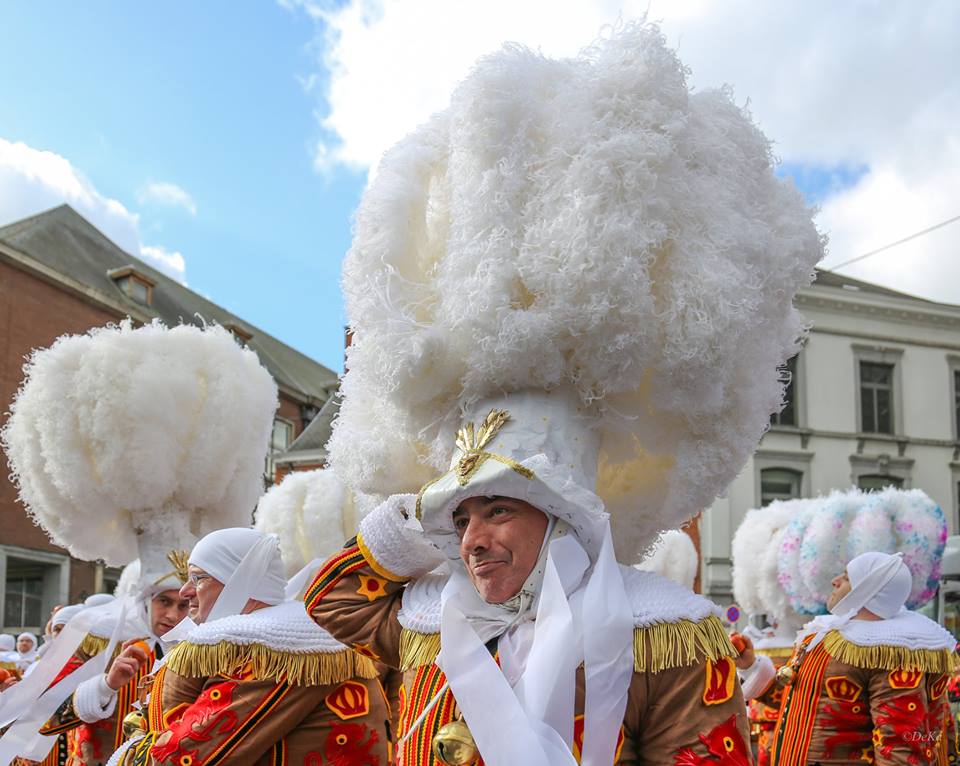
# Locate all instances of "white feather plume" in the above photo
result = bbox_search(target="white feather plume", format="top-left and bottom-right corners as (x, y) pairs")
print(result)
(328, 23), (822, 560)
(733, 499), (810, 627)
(635, 530), (698, 590)
(254, 468), (360, 576)
(2, 320), (278, 566)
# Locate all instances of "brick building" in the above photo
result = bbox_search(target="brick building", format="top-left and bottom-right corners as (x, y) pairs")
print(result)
(0, 205), (337, 634)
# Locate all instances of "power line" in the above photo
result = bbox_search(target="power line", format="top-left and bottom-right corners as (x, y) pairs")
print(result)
(826, 213), (960, 271)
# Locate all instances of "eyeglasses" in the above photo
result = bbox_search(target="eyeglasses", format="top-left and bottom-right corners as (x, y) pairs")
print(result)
(186, 573), (213, 588)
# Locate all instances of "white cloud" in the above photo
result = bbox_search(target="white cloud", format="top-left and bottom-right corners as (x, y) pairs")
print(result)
(0, 138), (189, 285)
(136, 181), (197, 216)
(0, 137), (142, 254)
(140, 244), (188, 285)
(294, 0), (960, 302)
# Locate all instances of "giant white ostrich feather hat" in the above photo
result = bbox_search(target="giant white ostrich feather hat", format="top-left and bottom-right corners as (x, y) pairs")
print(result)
(254, 468), (371, 577)
(2, 320), (279, 593)
(329, 22), (822, 561)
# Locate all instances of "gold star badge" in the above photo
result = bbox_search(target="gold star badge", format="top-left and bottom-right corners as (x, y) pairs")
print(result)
(356, 574), (389, 602)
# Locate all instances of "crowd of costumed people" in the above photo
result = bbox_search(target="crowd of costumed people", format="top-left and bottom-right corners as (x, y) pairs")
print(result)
(731, 486), (956, 765)
(0, 17), (952, 766)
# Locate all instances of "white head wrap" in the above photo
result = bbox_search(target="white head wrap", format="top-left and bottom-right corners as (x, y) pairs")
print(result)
(51, 605), (85, 629)
(83, 594), (115, 609)
(188, 528), (286, 609)
(831, 551), (911, 620)
(16, 633), (37, 654)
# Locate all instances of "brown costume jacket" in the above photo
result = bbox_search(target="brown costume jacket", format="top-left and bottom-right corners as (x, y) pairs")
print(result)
(304, 536), (754, 766)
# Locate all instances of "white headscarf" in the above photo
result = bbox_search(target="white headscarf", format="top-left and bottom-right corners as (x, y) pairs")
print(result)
(832, 551), (912, 619)
(801, 551), (912, 650)
(188, 528), (286, 607)
(51, 605), (85, 629)
(83, 594), (115, 609)
(161, 528), (287, 644)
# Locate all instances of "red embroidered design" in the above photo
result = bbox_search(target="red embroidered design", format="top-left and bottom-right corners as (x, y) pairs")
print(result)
(325, 681), (370, 721)
(702, 658), (737, 706)
(73, 718), (113, 763)
(929, 674), (949, 700)
(356, 574), (389, 602)
(150, 681), (239, 764)
(825, 676), (863, 702)
(352, 642), (381, 662)
(873, 692), (931, 765)
(820, 699), (871, 759)
(888, 668), (923, 690)
(572, 714), (624, 763)
(306, 722), (381, 766)
(673, 714), (751, 765)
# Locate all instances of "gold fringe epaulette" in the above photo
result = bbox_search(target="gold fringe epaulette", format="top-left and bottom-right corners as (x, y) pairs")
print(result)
(756, 646), (794, 659)
(822, 631), (959, 674)
(400, 629), (441, 671)
(166, 641), (379, 686)
(633, 615), (735, 673)
(80, 634), (110, 658)
(399, 616), (735, 675)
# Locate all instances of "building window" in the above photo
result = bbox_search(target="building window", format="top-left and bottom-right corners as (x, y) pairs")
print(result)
(771, 355), (798, 427)
(264, 418), (294, 485)
(3, 566), (43, 630)
(760, 468), (802, 506)
(860, 361), (894, 434)
(107, 266), (155, 306)
(858, 474), (904, 492)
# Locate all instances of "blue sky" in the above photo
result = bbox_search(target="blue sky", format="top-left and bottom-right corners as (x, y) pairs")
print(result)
(1, 3), (365, 371)
(1, 2), (957, 371)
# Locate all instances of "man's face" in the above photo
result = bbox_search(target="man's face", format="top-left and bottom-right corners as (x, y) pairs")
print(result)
(827, 569), (852, 611)
(17, 636), (34, 653)
(454, 496), (549, 604)
(150, 588), (190, 636)
(51, 623), (64, 638)
(179, 566), (224, 624)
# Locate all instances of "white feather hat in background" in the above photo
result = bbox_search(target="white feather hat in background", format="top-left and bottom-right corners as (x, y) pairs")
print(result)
(732, 499), (811, 633)
(635, 529), (698, 590)
(254, 468), (373, 577)
(328, 22), (822, 561)
(2, 320), (278, 593)
(778, 487), (946, 615)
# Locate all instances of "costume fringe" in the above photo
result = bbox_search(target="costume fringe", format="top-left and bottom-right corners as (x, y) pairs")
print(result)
(400, 629), (442, 671)
(633, 616), (735, 673)
(756, 646), (794, 659)
(80, 634), (110, 658)
(399, 617), (735, 674)
(822, 631), (959, 673)
(166, 641), (379, 686)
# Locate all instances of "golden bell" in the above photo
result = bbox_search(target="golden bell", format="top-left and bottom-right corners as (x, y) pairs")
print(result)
(122, 709), (147, 740)
(775, 665), (796, 687)
(432, 719), (478, 765)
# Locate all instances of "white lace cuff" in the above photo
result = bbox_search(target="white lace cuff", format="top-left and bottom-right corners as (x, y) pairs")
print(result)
(73, 674), (118, 723)
(357, 494), (444, 580)
(737, 654), (776, 700)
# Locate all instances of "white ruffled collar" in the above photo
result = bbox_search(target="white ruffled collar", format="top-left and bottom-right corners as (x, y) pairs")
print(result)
(398, 565), (718, 634)
(801, 608), (955, 652)
(184, 600), (347, 654)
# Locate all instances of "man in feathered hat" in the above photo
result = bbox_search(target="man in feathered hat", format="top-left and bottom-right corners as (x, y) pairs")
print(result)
(764, 551), (958, 766)
(0, 321), (282, 766)
(112, 528), (390, 766)
(34, 555), (192, 766)
(303, 21), (821, 765)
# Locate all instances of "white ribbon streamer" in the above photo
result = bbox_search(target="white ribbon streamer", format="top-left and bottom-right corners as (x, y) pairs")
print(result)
(0, 599), (130, 765)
